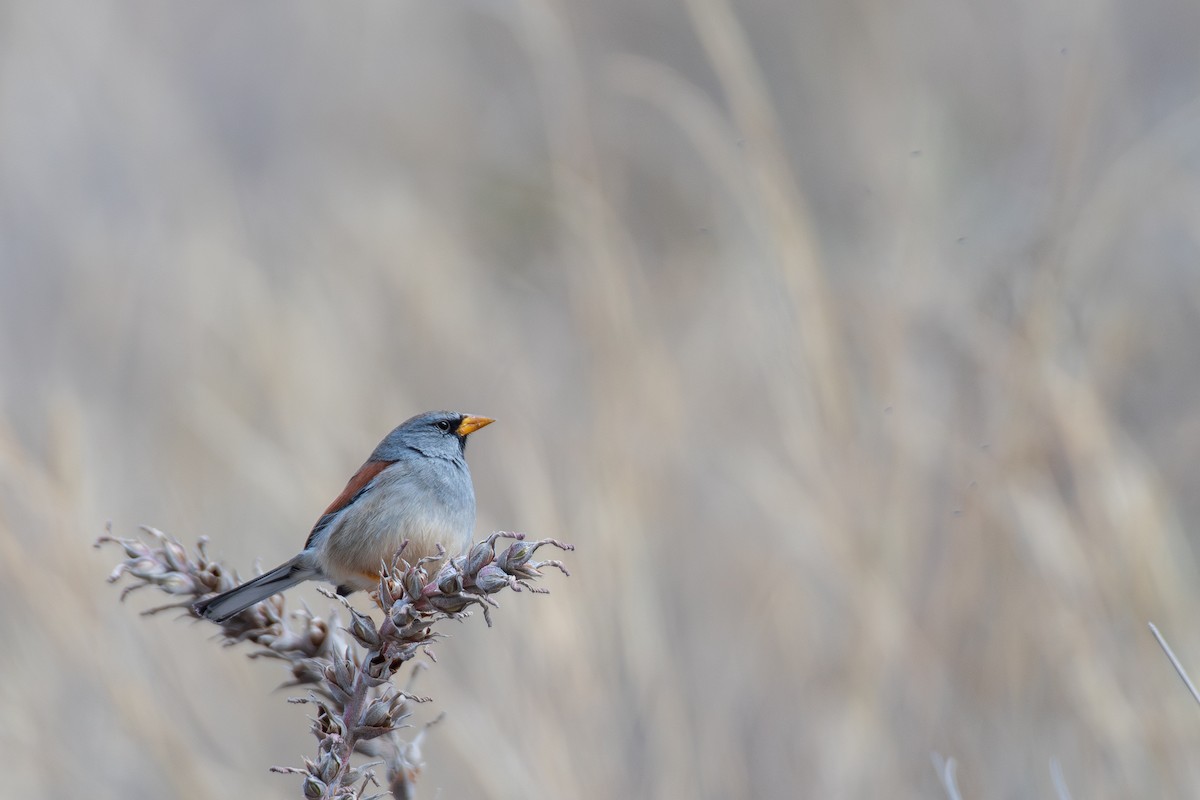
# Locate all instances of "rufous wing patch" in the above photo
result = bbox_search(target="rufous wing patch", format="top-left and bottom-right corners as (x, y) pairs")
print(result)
(322, 459), (394, 516)
(304, 459), (395, 549)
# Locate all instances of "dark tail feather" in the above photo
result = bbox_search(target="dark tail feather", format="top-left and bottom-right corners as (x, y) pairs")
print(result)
(193, 558), (314, 623)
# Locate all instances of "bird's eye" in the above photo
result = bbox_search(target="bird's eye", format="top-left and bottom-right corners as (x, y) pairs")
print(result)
(437, 419), (452, 432)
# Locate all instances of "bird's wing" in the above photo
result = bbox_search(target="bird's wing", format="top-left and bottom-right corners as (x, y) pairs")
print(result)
(304, 459), (396, 549)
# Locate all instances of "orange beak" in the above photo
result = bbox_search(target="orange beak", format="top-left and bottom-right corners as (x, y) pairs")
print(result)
(455, 415), (495, 436)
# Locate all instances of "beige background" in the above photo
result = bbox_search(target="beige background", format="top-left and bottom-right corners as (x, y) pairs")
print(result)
(3, 0), (1200, 797)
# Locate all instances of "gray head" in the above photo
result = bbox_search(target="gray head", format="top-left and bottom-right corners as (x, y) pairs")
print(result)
(370, 411), (494, 462)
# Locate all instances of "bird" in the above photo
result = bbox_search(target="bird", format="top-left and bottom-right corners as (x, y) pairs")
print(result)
(193, 411), (494, 623)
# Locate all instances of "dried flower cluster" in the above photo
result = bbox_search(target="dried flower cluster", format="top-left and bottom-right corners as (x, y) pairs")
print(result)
(96, 526), (573, 799)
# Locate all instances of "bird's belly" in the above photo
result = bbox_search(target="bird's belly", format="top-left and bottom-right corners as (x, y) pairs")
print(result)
(318, 485), (473, 590)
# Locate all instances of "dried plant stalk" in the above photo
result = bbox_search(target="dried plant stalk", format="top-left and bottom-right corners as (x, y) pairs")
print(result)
(96, 525), (572, 799)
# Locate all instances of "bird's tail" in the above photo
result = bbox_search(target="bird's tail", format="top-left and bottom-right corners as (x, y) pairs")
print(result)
(193, 557), (315, 623)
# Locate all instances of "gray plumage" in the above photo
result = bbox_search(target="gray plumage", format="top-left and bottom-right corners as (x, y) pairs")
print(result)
(193, 410), (491, 623)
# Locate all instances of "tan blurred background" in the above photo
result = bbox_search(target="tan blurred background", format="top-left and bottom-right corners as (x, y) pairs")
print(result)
(3, 0), (1200, 797)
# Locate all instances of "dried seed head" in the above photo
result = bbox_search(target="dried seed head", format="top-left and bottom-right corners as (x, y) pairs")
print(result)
(98, 526), (573, 800)
(348, 609), (380, 649)
(162, 574), (199, 595)
(324, 657), (356, 694)
(361, 697), (393, 728)
(162, 538), (190, 571)
(466, 541), (494, 575)
(427, 593), (473, 614)
(498, 541), (533, 572)
(318, 750), (342, 784)
(291, 659), (327, 687)
(366, 652), (403, 681)
(437, 572), (463, 595)
(311, 703), (344, 738)
(129, 558), (162, 579)
(474, 564), (513, 594)
(390, 600), (417, 628)
(379, 575), (397, 608)
(302, 774), (326, 799)
(404, 569), (425, 602)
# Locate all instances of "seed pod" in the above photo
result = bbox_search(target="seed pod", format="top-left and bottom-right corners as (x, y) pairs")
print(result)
(498, 541), (532, 572)
(326, 657), (356, 693)
(474, 564), (512, 593)
(348, 610), (380, 649)
(361, 697), (393, 728)
(404, 569), (425, 601)
(466, 541), (494, 575)
(428, 594), (473, 613)
(437, 572), (464, 595)
(319, 751), (342, 784)
(390, 600), (416, 628)
(302, 775), (326, 799)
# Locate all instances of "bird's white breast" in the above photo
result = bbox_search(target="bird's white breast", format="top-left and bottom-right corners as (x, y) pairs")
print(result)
(316, 457), (475, 589)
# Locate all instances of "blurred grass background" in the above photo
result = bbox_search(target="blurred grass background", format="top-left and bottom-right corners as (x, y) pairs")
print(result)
(3, 0), (1200, 797)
